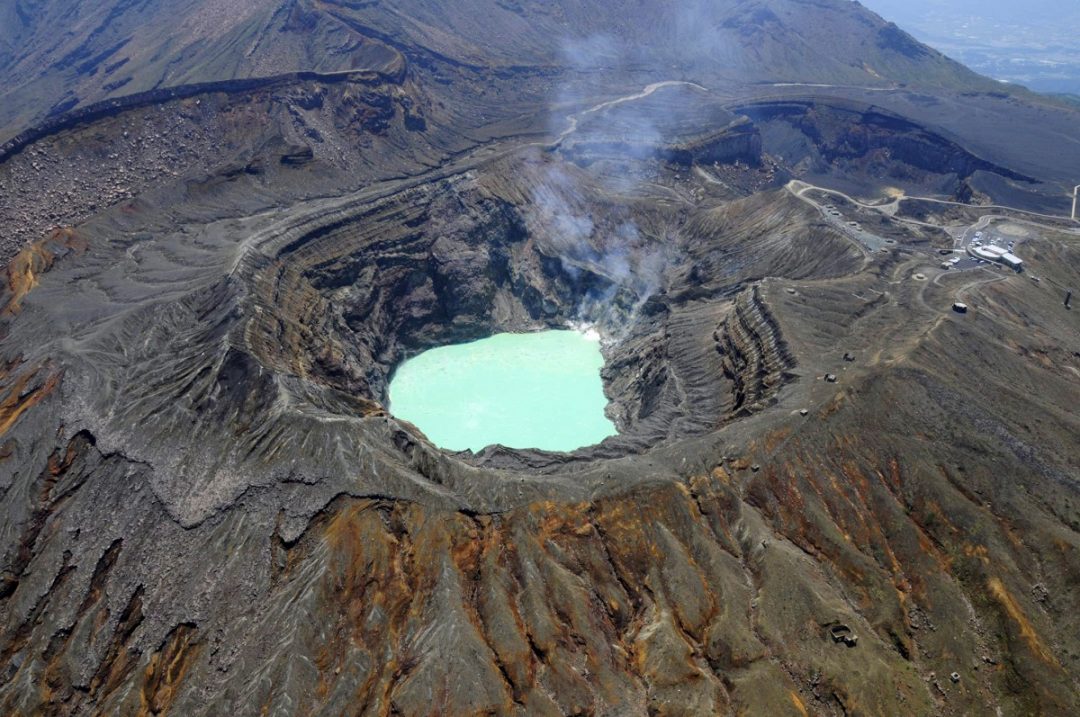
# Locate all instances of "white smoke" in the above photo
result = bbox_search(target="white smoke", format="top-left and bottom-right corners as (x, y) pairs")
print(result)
(521, 33), (692, 336)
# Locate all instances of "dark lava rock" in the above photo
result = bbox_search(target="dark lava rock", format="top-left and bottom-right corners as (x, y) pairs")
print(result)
(0, 1), (1078, 716)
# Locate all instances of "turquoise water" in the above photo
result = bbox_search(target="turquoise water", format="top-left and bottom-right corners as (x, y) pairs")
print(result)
(388, 330), (617, 452)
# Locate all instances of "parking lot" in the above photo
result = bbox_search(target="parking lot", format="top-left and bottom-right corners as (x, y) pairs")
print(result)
(820, 203), (889, 252)
(941, 222), (1025, 273)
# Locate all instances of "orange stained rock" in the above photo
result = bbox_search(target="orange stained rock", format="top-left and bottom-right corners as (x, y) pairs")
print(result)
(710, 465), (732, 485)
(923, 499), (960, 537)
(987, 576), (1059, 667)
(788, 690), (810, 717)
(322, 500), (414, 630)
(314, 501), (422, 711)
(137, 625), (201, 717)
(963, 543), (991, 564)
(3, 227), (85, 316)
(997, 519), (1027, 552)
(526, 499), (590, 544)
(916, 528), (954, 575)
(820, 390), (846, 419)
(730, 457), (752, 471)
(835, 462), (875, 544)
(673, 481), (694, 500)
(47, 432), (83, 477)
(763, 426), (791, 452)
(3, 243), (51, 315)
(449, 515), (489, 574)
(0, 362), (61, 438)
(87, 590), (145, 704)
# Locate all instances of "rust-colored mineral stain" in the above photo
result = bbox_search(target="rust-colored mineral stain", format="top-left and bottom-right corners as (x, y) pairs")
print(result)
(710, 466), (732, 485)
(0, 363), (61, 438)
(313, 500), (420, 709)
(763, 427), (791, 452)
(449, 515), (487, 576)
(88, 588), (145, 703)
(788, 690), (810, 717)
(3, 246), (48, 315)
(963, 543), (991, 564)
(2, 228), (85, 316)
(138, 624), (202, 717)
(986, 577), (1059, 667)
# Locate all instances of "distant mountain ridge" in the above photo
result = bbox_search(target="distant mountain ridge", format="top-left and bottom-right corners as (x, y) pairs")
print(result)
(0, 0), (999, 142)
(860, 0), (1080, 94)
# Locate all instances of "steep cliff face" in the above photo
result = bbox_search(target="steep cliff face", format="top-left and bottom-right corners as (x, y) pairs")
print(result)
(736, 98), (1036, 192)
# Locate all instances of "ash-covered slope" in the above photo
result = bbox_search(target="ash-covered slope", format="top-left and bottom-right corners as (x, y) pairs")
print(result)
(0, 0), (996, 142)
(2, 145), (1079, 715)
(1, 1), (1080, 716)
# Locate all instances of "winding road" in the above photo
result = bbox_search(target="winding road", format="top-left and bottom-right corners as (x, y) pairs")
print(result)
(555, 80), (709, 145)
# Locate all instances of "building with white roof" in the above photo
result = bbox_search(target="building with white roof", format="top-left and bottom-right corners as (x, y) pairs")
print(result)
(1001, 252), (1023, 271)
(968, 243), (1023, 271)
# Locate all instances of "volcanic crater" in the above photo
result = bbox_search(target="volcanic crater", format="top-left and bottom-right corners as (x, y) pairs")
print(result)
(2, 2), (1080, 714)
(226, 138), (864, 480)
